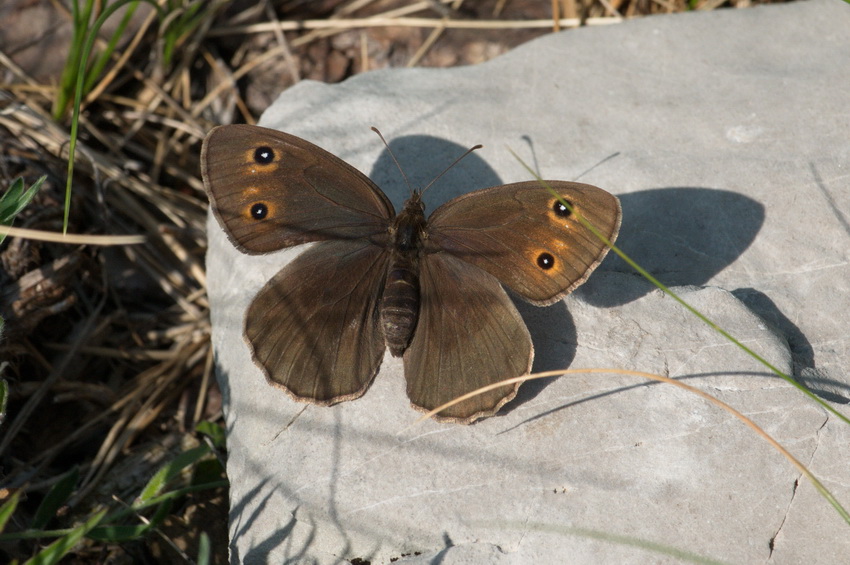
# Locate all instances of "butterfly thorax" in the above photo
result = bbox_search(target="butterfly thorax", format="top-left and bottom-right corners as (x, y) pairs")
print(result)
(381, 192), (427, 357)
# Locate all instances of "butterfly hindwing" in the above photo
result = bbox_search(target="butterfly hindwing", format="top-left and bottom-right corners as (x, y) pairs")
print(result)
(403, 253), (532, 423)
(246, 239), (390, 404)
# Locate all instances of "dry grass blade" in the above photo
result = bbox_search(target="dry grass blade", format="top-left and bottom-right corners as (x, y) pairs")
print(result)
(72, 337), (209, 505)
(409, 367), (850, 524)
(207, 16), (612, 36)
(0, 225), (145, 245)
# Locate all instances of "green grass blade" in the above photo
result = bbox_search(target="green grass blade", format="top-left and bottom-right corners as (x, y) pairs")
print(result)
(87, 522), (154, 542)
(197, 531), (211, 565)
(31, 467), (80, 530)
(105, 480), (228, 525)
(88, 499), (171, 541)
(138, 444), (210, 503)
(491, 521), (732, 565)
(62, 0), (161, 234)
(191, 457), (226, 488)
(87, 523), (152, 541)
(0, 490), (22, 533)
(0, 376), (8, 428)
(83, 2), (140, 94)
(24, 508), (107, 565)
(52, 0), (94, 120)
(162, 0), (208, 66)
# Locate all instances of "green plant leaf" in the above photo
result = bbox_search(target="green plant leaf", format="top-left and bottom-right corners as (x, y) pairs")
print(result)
(195, 420), (226, 449)
(0, 176), (46, 243)
(191, 458), (226, 487)
(31, 467), (80, 530)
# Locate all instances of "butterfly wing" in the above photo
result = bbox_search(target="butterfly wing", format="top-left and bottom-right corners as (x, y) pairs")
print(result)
(427, 181), (621, 305)
(201, 124), (394, 254)
(403, 253), (532, 423)
(246, 239), (390, 404)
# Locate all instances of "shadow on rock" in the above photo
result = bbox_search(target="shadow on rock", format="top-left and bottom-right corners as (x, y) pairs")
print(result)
(581, 187), (765, 307)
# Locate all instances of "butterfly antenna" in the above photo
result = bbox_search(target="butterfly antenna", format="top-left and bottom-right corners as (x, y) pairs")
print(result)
(420, 143), (483, 196)
(574, 152), (621, 181)
(372, 127), (414, 194)
(372, 127), (483, 195)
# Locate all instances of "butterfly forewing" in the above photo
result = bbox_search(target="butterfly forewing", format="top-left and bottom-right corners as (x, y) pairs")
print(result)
(201, 125), (394, 254)
(426, 181), (621, 305)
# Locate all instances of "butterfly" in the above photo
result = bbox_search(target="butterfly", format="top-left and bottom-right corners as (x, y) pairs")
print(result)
(201, 125), (621, 423)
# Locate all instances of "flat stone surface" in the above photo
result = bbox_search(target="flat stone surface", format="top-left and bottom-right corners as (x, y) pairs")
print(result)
(205, 1), (850, 562)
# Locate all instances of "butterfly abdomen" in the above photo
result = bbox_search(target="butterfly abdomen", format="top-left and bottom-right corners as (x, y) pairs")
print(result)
(381, 193), (427, 357)
(381, 259), (420, 357)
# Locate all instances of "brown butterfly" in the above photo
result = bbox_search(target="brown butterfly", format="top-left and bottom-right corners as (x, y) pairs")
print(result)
(201, 125), (621, 423)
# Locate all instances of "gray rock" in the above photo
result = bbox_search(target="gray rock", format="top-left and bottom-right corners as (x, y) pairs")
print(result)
(206, 0), (850, 562)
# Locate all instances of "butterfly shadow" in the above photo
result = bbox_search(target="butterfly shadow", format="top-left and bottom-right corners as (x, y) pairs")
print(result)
(574, 186), (844, 402)
(512, 297), (578, 406)
(369, 134), (504, 209)
(579, 186), (766, 308)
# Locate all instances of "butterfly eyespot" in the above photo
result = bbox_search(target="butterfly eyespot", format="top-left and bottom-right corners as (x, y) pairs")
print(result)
(537, 252), (556, 270)
(254, 146), (275, 164)
(552, 200), (572, 218)
(250, 202), (269, 220)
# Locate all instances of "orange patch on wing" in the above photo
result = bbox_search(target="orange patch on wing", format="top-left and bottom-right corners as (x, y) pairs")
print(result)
(530, 248), (557, 270)
(242, 200), (278, 220)
(241, 148), (281, 174)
